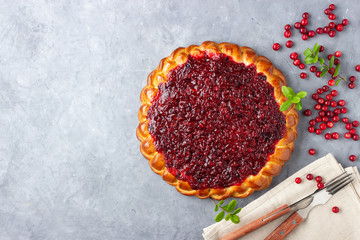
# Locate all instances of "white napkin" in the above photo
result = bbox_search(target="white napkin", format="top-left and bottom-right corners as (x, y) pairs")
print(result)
(203, 153), (360, 240)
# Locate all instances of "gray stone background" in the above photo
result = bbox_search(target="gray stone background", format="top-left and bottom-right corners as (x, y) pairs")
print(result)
(0, 0), (359, 239)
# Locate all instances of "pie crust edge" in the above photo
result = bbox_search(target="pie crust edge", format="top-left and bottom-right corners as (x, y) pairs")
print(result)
(136, 41), (299, 200)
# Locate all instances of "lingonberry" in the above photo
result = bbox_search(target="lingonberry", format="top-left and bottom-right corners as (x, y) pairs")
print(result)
(284, 24), (291, 30)
(328, 68), (335, 75)
(334, 108), (341, 115)
(317, 88), (324, 94)
(315, 176), (322, 182)
(302, 34), (308, 41)
(299, 63), (305, 69)
(286, 40), (294, 48)
(324, 100), (330, 106)
(342, 19), (349, 26)
(323, 26), (330, 33)
(342, 117), (349, 123)
(302, 12), (309, 19)
(350, 129), (356, 135)
(341, 107), (348, 114)
(304, 109), (312, 116)
(332, 206), (339, 213)
(329, 4), (335, 10)
(310, 66), (317, 72)
(349, 83), (356, 89)
(326, 94), (333, 100)
(338, 100), (346, 106)
(329, 13), (336, 20)
(312, 93), (319, 100)
(315, 117), (322, 122)
(306, 174), (313, 180)
(319, 45), (325, 52)
(319, 111), (325, 117)
(309, 149), (316, 155)
(315, 129), (322, 135)
(332, 115), (340, 122)
(301, 18), (308, 26)
(328, 54), (333, 60)
(319, 123), (327, 130)
(321, 106), (328, 111)
(322, 85), (329, 92)
(349, 76), (356, 82)
(300, 27), (307, 34)
(308, 126), (315, 133)
(316, 71), (321, 78)
(325, 133), (332, 140)
(295, 177), (302, 184)
(332, 132), (340, 139)
(300, 72), (307, 79)
(330, 101), (337, 107)
(309, 119), (316, 126)
(329, 22), (336, 29)
(353, 134), (359, 141)
(353, 121), (359, 127)
(327, 121), (334, 128)
(329, 30), (336, 37)
(290, 52), (298, 60)
(326, 111), (334, 118)
(344, 132), (352, 139)
(317, 182), (324, 189)
(308, 30), (315, 38)
(334, 51), (342, 58)
(293, 59), (301, 66)
(316, 27), (323, 34)
(294, 22), (301, 29)
(331, 90), (338, 96)
(356, 65), (360, 72)
(332, 74), (338, 79)
(328, 79), (335, 86)
(318, 98), (325, 104)
(284, 31), (292, 38)
(346, 123), (353, 130)
(334, 59), (340, 65)
(336, 24), (344, 32)
(322, 117), (329, 122)
(273, 43), (281, 51)
(349, 155), (357, 162)
(324, 8), (331, 15)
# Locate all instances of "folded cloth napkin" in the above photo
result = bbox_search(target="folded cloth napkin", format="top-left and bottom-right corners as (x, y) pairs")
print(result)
(203, 153), (360, 240)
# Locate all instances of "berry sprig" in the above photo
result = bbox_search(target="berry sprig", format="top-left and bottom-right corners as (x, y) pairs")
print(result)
(211, 199), (241, 224)
(303, 43), (346, 85)
(280, 86), (307, 111)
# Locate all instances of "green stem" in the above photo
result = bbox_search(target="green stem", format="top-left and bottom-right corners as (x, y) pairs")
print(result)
(210, 198), (232, 214)
(312, 54), (347, 82)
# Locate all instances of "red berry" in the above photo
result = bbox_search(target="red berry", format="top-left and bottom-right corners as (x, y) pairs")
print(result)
(301, 18), (308, 26)
(328, 68), (335, 75)
(308, 30), (315, 38)
(336, 24), (344, 32)
(328, 79), (335, 86)
(308, 126), (315, 133)
(286, 40), (294, 48)
(315, 117), (322, 122)
(304, 109), (312, 116)
(338, 100), (346, 106)
(309, 149), (316, 155)
(329, 22), (336, 29)
(310, 66), (317, 72)
(321, 106), (328, 111)
(329, 30), (336, 37)
(319, 46), (325, 52)
(273, 43), (281, 51)
(317, 88), (324, 94)
(345, 132), (352, 139)
(342, 117), (349, 123)
(329, 13), (336, 20)
(299, 63), (305, 69)
(327, 121), (334, 128)
(306, 174), (313, 180)
(331, 90), (337, 96)
(353, 121), (359, 127)
(356, 65), (360, 72)
(329, 4), (335, 10)
(315, 176), (322, 182)
(293, 59), (301, 66)
(316, 28), (323, 34)
(350, 129), (356, 135)
(294, 22), (301, 29)
(319, 111), (325, 117)
(342, 19), (349, 26)
(334, 108), (341, 115)
(322, 116), (329, 122)
(302, 12), (309, 19)
(353, 134), (360, 141)
(328, 54), (333, 60)
(300, 27), (307, 34)
(309, 119), (316, 126)
(319, 123), (327, 130)
(284, 31), (291, 38)
(322, 85), (330, 92)
(326, 111), (334, 118)
(349, 76), (356, 82)
(334, 59), (340, 65)
(318, 182), (324, 189)
(325, 133), (332, 140)
(324, 8), (331, 15)
(332, 206), (339, 213)
(349, 83), (356, 89)
(314, 104), (322, 110)
(312, 93), (319, 100)
(341, 107), (348, 114)
(316, 71), (321, 78)
(332, 115), (340, 122)
(334, 51), (342, 58)
(346, 123), (353, 130)
(323, 26), (330, 33)
(332, 132), (340, 139)
(295, 177), (302, 184)
(300, 72), (307, 79)
(302, 34), (308, 41)
(290, 52), (298, 60)
(330, 101), (337, 107)
(284, 24), (291, 30)
(349, 155), (357, 162)
(324, 100), (330, 106)
(315, 129), (322, 135)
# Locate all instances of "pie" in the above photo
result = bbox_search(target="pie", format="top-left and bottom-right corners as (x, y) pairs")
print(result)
(136, 41), (298, 200)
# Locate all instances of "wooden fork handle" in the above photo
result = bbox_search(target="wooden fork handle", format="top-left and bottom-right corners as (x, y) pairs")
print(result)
(220, 204), (290, 240)
(264, 211), (304, 240)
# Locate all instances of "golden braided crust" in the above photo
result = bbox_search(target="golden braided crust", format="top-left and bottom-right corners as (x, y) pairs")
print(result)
(136, 41), (299, 200)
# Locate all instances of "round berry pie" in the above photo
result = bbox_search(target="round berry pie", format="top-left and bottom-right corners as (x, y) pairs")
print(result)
(136, 41), (298, 200)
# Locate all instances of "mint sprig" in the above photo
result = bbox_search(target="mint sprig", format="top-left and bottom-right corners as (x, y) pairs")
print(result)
(304, 43), (346, 85)
(211, 199), (241, 224)
(280, 86), (307, 111)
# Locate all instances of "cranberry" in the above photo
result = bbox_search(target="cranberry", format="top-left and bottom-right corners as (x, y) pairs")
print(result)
(301, 18), (308, 26)
(323, 26), (330, 33)
(329, 4), (335, 10)
(315, 129), (322, 135)
(356, 65), (360, 72)
(322, 116), (329, 122)
(302, 12), (309, 18)
(302, 34), (308, 41)
(309, 149), (316, 155)
(325, 133), (332, 140)
(284, 31), (291, 38)
(326, 94), (333, 100)
(341, 107), (348, 114)
(344, 132), (352, 139)
(336, 24), (344, 32)
(315, 176), (322, 182)
(338, 100), (346, 106)
(300, 27), (307, 34)
(332, 132), (340, 139)
(324, 8), (331, 15)
(273, 43), (280, 51)
(286, 40), (294, 48)
(295, 177), (302, 184)
(332, 115), (340, 122)
(304, 109), (312, 116)
(309, 119), (316, 126)
(349, 83), (356, 89)
(334, 59), (340, 65)
(353, 134), (360, 141)
(332, 206), (339, 213)
(322, 85), (329, 92)
(328, 79), (335, 86)
(349, 76), (356, 82)
(334, 51), (342, 58)
(328, 22), (336, 29)
(300, 72), (307, 79)
(329, 13), (336, 20)
(294, 22), (301, 29)
(327, 54), (333, 61)
(342, 19), (349, 26)
(316, 28), (323, 34)
(284, 24), (291, 30)
(350, 129), (356, 135)
(327, 121), (334, 128)
(342, 117), (349, 123)
(330, 90), (337, 96)
(310, 66), (317, 72)
(290, 52), (298, 60)
(318, 111), (325, 117)
(316, 71), (322, 78)
(315, 117), (322, 122)
(329, 30), (336, 37)
(353, 121), (359, 127)
(328, 68), (335, 75)
(326, 111), (334, 118)
(321, 106), (328, 111)
(334, 108), (341, 115)
(319, 123), (327, 130)
(319, 45), (325, 52)
(346, 123), (353, 130)
(332, 74), (338, 79)
(293, 59), (301, 66)
(317, 88), (324, 94)
(312, 93), (319, 100)
(306, 174), (313, 180)
(308, 30), (315, 38)
(317, 182), (324, 189)
(299, 63), (305, 69)
(349, 155), (357, 162)
(318, 98), (325, 104)
(308, 126), (315, 133)
(324, 100), (330, 106)
(330, 101), (337, 107)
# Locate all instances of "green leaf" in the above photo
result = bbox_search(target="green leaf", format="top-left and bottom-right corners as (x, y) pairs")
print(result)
(290, 96), (300, 103)
(230, 214), (240, 224)
(295, 101), (303, 111)
(329, 56), (335, 69)
(296, 91), (307, 99)
(314, 45), (321, 57)
(305, 56), (314, 65)
(335, 79), (342, 86)
(312, 43), (318, 53)
(287, 87), (295, 96)
(304, 48), (312, 57)
(280, 100), (292, 112)
(320, 69), (327, 77)
(215, 211), (225, 222)
(219, 200), (224, 206)
(227, 200), (237, 212)
(334, 63), (340, 77)
(233, 208), (242, 215)
(320, 66), (327, 71)
(281, 86), (293, 99)
(215, 205), (219, 212)
(319, 57), (325, 65)
(222, 204), (229, 211)
(225, 214), (231, 221)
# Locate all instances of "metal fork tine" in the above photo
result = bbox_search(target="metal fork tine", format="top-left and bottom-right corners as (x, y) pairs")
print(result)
(326, 173), (352, 192)
(325, 172), (347, 187)
(327, 177), (353, 195)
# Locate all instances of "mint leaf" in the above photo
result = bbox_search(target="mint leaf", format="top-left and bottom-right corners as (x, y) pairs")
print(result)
(334, 63), (340, 77)
(281, 86), (293, 99)
(227, 200), (237, 212)
(329, 56), (335, 69)
(215, 205), (219, 212)
(233, 208), (242, 215)
(335, 79), (342, 86)
(305, 56), (314, 64)
(290, 96), (300, 103)
(295, 101), (303, 111)
(287, 87), (295, 96)
(215, 211), (225, 222)
(304, 48), (312, 57)
(230, 214), (240, 224)
(219, 200), (224, 206)
(319, 57), (325, 65)
(280, 100), (292, 111)
(296, 91), (307, 98)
